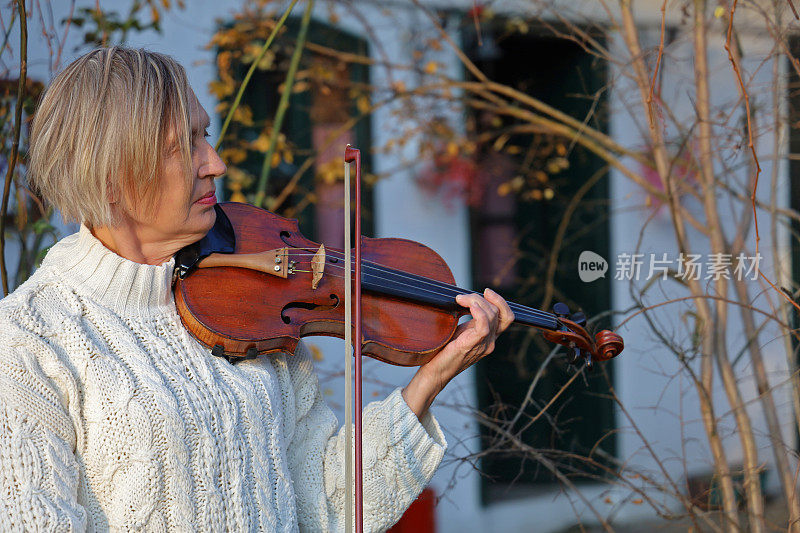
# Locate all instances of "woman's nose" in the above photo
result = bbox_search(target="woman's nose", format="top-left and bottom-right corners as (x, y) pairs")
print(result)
(200, 143), (227, 179)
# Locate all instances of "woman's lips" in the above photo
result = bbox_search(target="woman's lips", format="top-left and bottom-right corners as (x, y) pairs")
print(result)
(196, 192), (217, 205)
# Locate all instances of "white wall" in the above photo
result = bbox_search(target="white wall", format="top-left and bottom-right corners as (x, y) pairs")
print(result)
(608, 20), (794, 522)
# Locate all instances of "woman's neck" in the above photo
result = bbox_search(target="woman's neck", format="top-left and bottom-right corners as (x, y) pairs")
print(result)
(90, 224), (184, 266)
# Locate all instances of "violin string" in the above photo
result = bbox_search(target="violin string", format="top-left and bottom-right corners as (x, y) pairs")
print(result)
(286, 251), (557, 323)
(290, 266), (551, 325)
(284, 250), (558, 325)
(288, 252), (473, 299)
(285, 252), (472, 297)
(286, 249), (556, 321)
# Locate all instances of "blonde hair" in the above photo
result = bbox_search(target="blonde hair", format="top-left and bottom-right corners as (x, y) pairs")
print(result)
(28, 46), (193, 227)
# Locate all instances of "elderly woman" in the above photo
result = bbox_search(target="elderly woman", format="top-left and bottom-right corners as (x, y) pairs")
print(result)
(0, 47), (513, 532)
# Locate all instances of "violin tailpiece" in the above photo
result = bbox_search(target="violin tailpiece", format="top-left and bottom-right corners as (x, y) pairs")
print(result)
(197, 248), (290, 279)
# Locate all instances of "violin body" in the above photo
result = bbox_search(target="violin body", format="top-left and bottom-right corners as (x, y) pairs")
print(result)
(175, 202), (460, 366)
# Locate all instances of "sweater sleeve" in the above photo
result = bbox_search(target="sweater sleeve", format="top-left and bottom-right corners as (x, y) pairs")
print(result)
(278, 342), (446, 533)
(0, 343), (88, 532)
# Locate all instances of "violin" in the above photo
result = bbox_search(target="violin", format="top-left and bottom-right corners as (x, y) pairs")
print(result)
(172, 202), (623, 368)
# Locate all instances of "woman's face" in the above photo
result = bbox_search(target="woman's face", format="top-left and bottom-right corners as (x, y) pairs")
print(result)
(120, 88), (226, 249)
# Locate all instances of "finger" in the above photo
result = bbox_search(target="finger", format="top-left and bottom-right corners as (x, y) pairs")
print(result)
(455, 293), (488, 318)
(455, 292), (482, 310)
(466, 301), (492, 340)
(484, 288), (514, 331)
(455, 294), (498, 341)
(480, 298), (500, 336)
(477, 290), (500, 326)
(472, 293), (500, 334)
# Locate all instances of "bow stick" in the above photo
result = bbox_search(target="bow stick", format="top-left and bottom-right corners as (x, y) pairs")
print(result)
(343, 145), (363, 532)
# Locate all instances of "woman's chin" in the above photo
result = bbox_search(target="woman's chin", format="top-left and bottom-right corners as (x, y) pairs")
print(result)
(199, 205), (217, 232)
(185, 204), (217, 238)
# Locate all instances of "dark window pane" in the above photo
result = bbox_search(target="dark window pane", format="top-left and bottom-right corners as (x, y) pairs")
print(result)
(466, 25), (616, 503)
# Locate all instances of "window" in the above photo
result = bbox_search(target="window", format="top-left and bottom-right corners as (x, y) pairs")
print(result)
(465, 25), (616, 503)
(215, 18), (373, 244)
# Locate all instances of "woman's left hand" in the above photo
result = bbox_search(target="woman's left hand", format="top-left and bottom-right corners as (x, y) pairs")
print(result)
(401, 288), (514, 418)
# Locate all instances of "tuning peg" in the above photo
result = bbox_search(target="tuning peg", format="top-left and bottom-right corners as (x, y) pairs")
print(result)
(567, 346), (581, 365)
(566, 348), (596, 371)
(553, 302), (570, 318)
(571, 311), (586, 327)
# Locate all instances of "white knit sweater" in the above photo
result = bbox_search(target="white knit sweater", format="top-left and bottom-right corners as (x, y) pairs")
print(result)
(0, 225), (446, 532)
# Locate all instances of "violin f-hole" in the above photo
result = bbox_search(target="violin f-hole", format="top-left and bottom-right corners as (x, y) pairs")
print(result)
(280, 230), (307, 249)
(280, 294), (340, 324)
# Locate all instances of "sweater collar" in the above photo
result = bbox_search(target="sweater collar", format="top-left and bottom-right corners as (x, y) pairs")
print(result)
(43, 225), (176, 318)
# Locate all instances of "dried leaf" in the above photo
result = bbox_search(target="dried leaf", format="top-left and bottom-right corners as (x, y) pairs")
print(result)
(221, 147), (247, 164)
(356, 95), (370, 114)
(230, 191), (247, 203)
(233, 105), (254, 126)
(209, 79), (234, 99)
(427, 38), (442, 51)
(309, 343), (324, 361)
(446, 141), (459, 157)
(251, 133), (270, 153)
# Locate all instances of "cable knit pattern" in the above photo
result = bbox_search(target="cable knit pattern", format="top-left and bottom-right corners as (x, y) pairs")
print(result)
(0, 225), (446, 532)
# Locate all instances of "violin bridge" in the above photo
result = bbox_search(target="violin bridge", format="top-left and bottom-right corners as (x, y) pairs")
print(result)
(311, 244), (325, 289)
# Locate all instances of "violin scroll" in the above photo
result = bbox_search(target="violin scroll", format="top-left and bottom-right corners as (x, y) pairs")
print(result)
(594, 329), (624, 362)
(540, 302), (624, 368)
